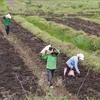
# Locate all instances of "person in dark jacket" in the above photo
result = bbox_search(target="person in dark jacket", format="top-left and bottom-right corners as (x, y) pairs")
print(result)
(3, 14), (12, 35)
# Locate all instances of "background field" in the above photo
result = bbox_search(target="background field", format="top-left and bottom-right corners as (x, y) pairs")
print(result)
(0, 0), (100, 100)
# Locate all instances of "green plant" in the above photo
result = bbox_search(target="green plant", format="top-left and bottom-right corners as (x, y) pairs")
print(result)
(0, 0), (8, 11)
(98, 2), (100, 8)
(26, 16), (100, 52)
(79, 4), (83, 8)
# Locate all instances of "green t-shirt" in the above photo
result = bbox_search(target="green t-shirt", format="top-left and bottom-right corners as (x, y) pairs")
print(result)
(3, 16), (12, 26)
(42, 52), (60, 69)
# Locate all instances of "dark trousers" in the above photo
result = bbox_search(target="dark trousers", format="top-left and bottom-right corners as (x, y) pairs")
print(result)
(5, 25), (10, 35)
(64, 65), (77, 79)
(47, 68), (55, 86)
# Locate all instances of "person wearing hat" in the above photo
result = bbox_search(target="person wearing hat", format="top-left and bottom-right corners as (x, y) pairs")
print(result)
(42, 48), (60, 88)
(3, 14), (12, 35)
(64, 53), (84, 79)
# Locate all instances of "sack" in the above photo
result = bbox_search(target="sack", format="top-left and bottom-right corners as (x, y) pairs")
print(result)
(68, 70), (75, 76)
(64, 68), (75, 76)
(40, 45), (53, 54)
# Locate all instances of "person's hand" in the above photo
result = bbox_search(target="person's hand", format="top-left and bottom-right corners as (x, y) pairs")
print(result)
(45, 50), (47, 54)
(78, 72), (80, 74)
(77, 72), (81, 77)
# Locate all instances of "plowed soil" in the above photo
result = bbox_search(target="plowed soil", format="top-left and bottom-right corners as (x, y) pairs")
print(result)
(0, 34), (44, 99)
(46, 18), (100, 36)
(3, 19), (99, 100)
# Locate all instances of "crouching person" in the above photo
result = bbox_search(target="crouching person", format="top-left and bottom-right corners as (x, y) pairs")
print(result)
(42, 48), (60, 88)
(64, 53), (84, 79)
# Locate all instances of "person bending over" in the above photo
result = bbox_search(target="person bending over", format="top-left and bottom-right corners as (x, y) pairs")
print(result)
(64, 53), (84, 79)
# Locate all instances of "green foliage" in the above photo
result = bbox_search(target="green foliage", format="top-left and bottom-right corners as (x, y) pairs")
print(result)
(98, 2), (100, 8)
(27, 89), (68, 100)
(0, 0), (3, 3)
(26, 16), (100, 52)
(28, 95), (68, 100)
(14, 0), (100, 16)
(78, 4), (83, 8)
(27, 90), (68, 100)
(0, 0), (8, 11)
(73, 36), (93, 51)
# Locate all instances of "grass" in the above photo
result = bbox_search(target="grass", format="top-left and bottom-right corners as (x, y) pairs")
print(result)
(16, 0), (100, 15)
(14, 0), (100, 18)
(0, 0), (8, 11)
(28, 94), (68, 100)
(26, 16), (100, 52)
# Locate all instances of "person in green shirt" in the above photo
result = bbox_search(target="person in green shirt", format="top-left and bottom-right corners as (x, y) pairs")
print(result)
(42, 48), (60, 88)
(3, 14), (12, 35)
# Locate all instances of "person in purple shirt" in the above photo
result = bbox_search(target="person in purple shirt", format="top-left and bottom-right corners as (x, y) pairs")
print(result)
(64, 53), (84, 79)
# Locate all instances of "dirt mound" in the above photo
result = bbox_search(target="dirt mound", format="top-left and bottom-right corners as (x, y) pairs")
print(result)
(46, 18), (100, 36)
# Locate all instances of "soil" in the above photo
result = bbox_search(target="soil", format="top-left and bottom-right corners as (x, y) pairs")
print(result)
(2, 19), (99, 100)
(46, 17), (100, 36)
(67, 14), (94, 17)
(0, 33), (44, 100)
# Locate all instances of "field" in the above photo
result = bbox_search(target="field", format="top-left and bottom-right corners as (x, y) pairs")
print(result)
(0, 0), (100, 100)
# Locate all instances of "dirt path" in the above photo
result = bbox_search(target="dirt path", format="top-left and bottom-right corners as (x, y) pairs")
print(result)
(46, 18), (100, 36)
(6, 0), (24, 9)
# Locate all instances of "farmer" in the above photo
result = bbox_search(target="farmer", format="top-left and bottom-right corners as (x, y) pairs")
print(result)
(3, 14), (12, 35)
(64, 53), (84, 79)
(42, 47), (60, 88)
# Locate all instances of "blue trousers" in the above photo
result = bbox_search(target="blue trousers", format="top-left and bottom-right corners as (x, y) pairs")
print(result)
(47, 68), (55, 86)
(5, 25), (10, 35)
